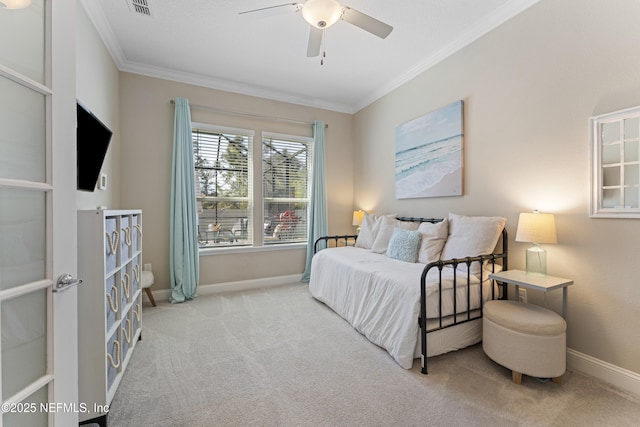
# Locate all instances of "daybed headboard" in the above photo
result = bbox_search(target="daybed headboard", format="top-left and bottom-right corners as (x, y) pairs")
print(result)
(395, 217), (442, 223)
(314, 216), (508, 268)
(397, 217), (508, 267)
(313, 216), (446, 252)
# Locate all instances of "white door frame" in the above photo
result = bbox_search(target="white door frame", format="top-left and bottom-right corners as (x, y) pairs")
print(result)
(51, 0), (79, 425)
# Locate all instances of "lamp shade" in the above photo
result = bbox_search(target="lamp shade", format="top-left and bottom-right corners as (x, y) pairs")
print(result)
(352, 210), (364, 226)
(515, 212), (557, 244)
(1, 0), (31, 9)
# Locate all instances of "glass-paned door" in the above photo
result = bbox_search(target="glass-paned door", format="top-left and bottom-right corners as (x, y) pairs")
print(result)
(0, 1), (77, 425)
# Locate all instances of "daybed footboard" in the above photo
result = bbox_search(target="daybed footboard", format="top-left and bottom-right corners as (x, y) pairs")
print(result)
(419, 235), (508, 374)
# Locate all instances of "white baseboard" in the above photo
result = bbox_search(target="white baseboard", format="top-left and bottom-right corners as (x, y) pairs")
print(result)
(567, 348), (640, 397)
(197, 274), (303, 295)
(143, 274), (303, 303)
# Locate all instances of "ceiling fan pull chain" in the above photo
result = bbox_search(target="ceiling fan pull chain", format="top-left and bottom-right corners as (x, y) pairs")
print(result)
(321, 29), (326, 65)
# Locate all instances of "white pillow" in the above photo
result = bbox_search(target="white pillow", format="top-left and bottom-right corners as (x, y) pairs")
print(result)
(440, 213), (506, 273)
(371, 215), (399, 253)
(417, 220), (448, 264)
(395, 220), (420, 231)
(354, 213), (379, 249)
(355, 213), (395, 250)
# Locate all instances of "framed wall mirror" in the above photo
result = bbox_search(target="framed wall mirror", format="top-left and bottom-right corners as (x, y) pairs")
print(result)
(590, 106), (640, 218)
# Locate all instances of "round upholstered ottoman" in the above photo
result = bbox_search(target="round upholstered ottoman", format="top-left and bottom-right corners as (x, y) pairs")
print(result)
(483, 300), (566, 384)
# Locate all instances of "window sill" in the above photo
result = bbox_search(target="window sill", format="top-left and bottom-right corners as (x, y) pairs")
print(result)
(199, 242), (307, 256)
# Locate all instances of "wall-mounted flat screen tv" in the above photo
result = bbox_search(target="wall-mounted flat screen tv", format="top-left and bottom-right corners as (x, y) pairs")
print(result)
(77, 101), (112, 192)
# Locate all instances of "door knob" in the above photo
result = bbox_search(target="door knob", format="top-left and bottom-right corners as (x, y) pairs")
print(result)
(53, 273), (83, 293)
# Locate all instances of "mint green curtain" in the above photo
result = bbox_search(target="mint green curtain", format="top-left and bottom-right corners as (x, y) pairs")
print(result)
(169, 98), (199, 303)
(301, 120), (328, 282)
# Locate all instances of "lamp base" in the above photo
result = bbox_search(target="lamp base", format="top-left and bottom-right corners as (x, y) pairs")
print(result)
(525, 244), (547, 276)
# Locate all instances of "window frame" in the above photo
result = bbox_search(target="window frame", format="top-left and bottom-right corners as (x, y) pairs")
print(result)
(590, 106), (640, 218)
(192, 122), (254, 249)
(192, 124), (314, 253)
(262, 131), (314, 246)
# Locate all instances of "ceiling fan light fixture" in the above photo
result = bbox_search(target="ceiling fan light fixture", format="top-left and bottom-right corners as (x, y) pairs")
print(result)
(301, 0), (343, 29)
(0, 0), (31, 9)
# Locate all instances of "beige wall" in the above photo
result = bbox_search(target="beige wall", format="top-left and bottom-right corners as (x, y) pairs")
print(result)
(78, 0), (639, 377)
(76, 5), (121, 210)
(353, 0), (640, 374)
(118, 73), (354, 292)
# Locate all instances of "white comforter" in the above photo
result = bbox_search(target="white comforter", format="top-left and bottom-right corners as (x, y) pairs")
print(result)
(308, 246), (492, 369)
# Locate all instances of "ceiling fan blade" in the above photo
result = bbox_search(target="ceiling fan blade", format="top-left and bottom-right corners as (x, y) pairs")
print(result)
(239, 3), (301, 19)
(307, 27), (323, 57)
(341, 7), (393, 39)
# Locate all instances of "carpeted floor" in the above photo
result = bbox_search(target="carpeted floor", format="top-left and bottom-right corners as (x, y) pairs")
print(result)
(106, 283), (640, 426)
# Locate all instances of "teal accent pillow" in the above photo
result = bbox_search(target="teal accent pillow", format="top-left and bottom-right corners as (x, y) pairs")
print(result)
(386, 228), (422, 263)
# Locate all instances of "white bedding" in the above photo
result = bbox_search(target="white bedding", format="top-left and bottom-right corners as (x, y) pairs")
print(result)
(308, 246), (497, 369)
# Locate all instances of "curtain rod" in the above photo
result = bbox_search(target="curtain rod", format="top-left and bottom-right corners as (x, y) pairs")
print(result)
(170, 99), (327, 128)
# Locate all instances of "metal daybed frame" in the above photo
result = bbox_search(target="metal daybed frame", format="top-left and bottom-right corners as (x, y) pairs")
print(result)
(313, 217), (508, 374)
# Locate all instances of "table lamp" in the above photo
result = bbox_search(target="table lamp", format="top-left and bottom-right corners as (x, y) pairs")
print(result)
(352, 210), (364, 232)
(1, 0), (31, 9)
(515, 211), (557, 276)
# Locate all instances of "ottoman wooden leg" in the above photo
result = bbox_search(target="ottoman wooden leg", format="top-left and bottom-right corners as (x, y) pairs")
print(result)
(512, 371), (523, 385)
(144, 287), (156, 307)
(552, 377), (562, 384)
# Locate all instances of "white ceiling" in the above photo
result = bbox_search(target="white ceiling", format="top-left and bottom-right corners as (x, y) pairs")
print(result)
(81, 0), (539, 114)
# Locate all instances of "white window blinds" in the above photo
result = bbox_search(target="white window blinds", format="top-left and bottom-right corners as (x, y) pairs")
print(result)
(262, 135), (312, 245)
(193, 126), (253, 247)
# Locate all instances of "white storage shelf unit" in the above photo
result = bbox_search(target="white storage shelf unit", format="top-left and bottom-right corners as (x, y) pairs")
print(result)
(78, 209), (143, 424)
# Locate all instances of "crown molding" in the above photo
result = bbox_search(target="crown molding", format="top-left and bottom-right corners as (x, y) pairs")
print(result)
(118, 59), (355, 114)
(81, 0), (540, 115)
(353, 0), (541, 112)
(80, 0), (354, 113)
(80, 0), (127, 68)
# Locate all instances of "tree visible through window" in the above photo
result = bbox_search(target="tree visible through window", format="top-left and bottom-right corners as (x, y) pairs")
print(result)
(192, 125), (312, 248)
(193, 126), (252, 247)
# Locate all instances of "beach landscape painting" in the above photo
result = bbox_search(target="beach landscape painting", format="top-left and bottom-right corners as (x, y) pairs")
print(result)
(395, 100), (463, 199)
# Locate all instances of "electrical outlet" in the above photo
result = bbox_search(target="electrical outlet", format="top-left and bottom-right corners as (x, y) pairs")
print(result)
(518, 288), (527, 303)
(144, 263), (152, 271)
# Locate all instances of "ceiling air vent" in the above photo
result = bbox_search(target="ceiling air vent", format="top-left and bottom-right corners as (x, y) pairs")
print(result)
(127, 0), (152, 17)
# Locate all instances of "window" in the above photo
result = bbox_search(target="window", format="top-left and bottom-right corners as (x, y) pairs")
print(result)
(590, 106), (640, 218)
(262, 134), (312, 245)
(193, 125), (253, 247)
(192, 125), (313, 249)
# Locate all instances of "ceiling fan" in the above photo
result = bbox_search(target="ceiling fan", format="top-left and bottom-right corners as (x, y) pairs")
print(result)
(239, 0), (393, 59)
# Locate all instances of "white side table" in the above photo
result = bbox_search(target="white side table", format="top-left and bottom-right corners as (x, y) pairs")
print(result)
(488, 270), (573, 318)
